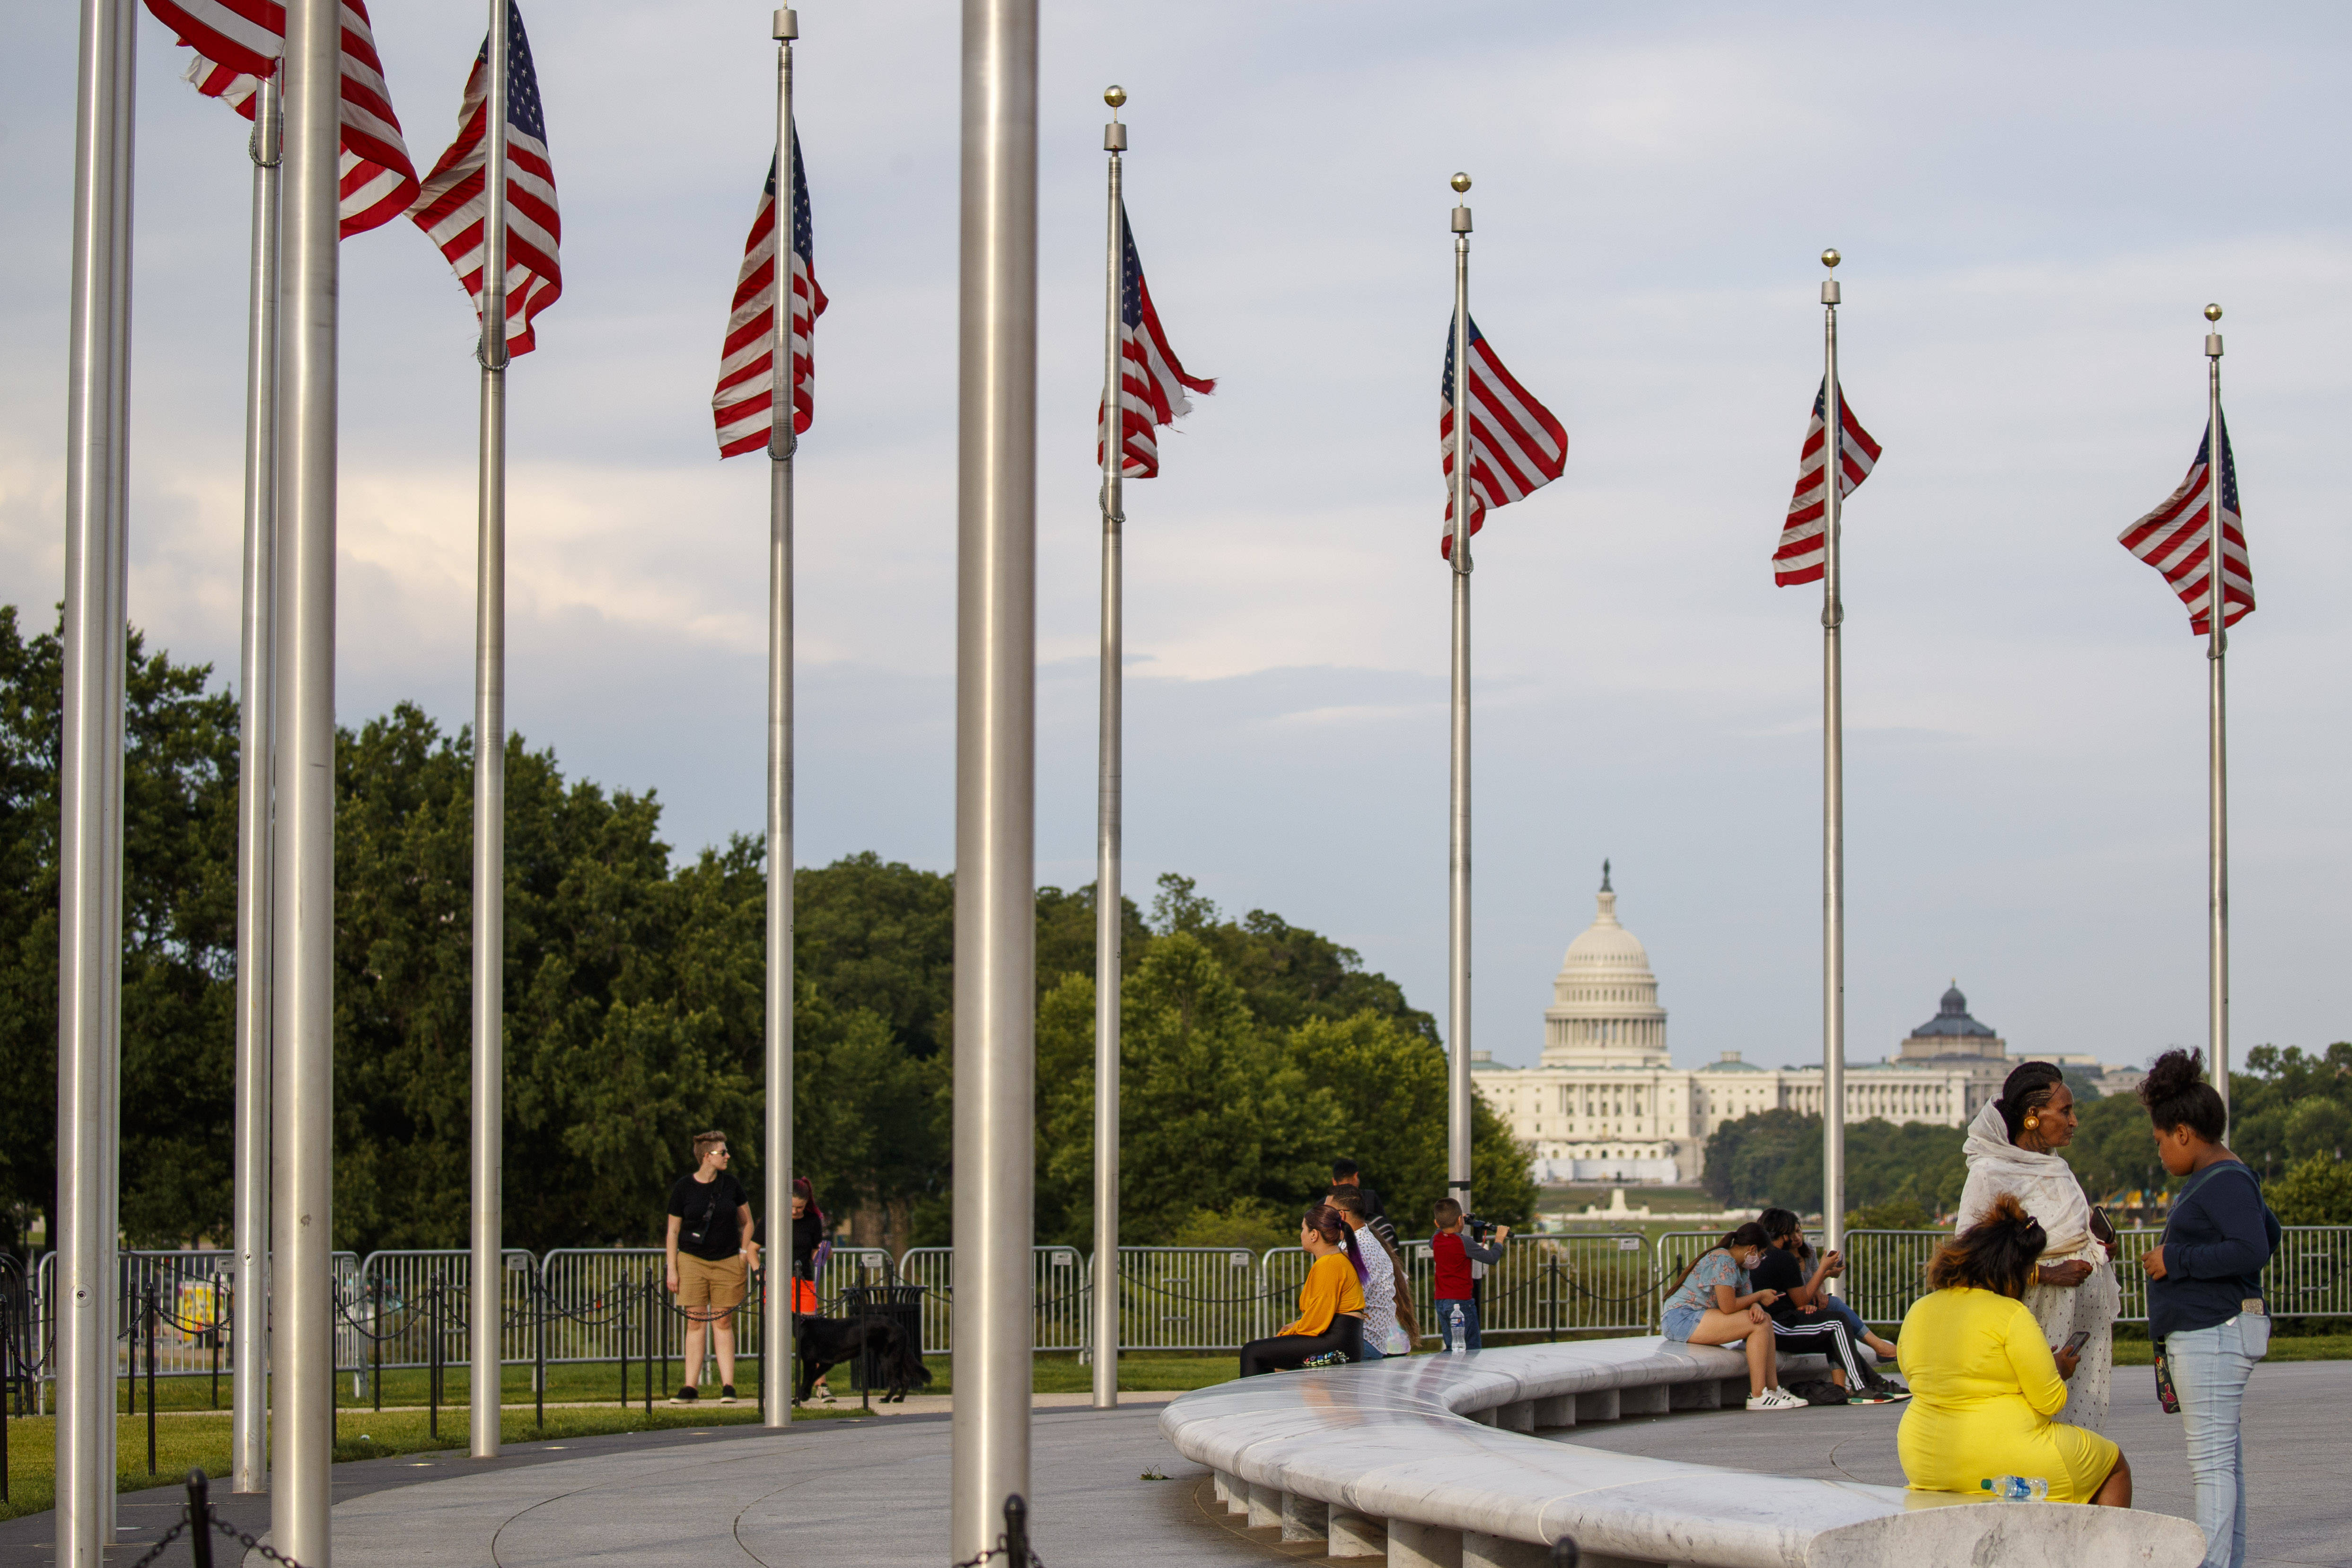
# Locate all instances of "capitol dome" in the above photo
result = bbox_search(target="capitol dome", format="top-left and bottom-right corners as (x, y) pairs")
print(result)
(1542, 862), (1669, 1068)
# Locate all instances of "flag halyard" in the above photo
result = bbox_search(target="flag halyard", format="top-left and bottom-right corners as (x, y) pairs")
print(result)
(1773, 378), (1881, 586)
(1095, 200), (1214, 479)
(2119, 417), (2253, 635)
(1439, 315), (1566, 558)
(408, 0), (562, 355)
(714, 128), (828, 458)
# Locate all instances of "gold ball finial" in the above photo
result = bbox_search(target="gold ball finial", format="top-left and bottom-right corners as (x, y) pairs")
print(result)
(1450, 171), (1472, 194)
(1821, 248), (1841, 270)
(2204, 302), (2222, 322)
(1104, 84), (1126, 109)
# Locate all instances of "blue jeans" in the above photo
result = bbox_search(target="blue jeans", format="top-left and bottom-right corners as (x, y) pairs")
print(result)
(2166, 1312), (2270, 1568)
(1436, 1297), (1482, 1351)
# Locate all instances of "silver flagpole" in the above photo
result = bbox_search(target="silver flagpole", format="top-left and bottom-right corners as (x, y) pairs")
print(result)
(1446, 173), (1474, 1219)
(763, 1), (798, 1430)
(1090, 82), (1127, 1414)
(2202, 302), (2229, 1133)
(56, 0), (135, 1556)
(953, 0), (1038, 1553)
(231, 68), (282, 1498)
(1818, 249), (1847, 1275)
(470, 0), (513, 1463)
(273, 0), (341, 1552)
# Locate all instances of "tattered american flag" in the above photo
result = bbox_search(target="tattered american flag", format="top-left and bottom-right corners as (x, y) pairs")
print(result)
(1097, 200), (1214, 478)
(1772, 379), (1882, 587)
(2119, 418), (2253, 635)
(714, 128), (827, 458)
(408, 0), (562, 356)
(141, 0), (420, 235)
(1439, 315), (1566, 559)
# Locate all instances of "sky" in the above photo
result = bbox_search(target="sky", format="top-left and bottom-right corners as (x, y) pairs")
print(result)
(3, 2), (2348, 1077)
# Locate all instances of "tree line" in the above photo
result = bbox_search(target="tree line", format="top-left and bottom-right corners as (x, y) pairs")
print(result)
(1700, 1045), (2352, 1228)
(0, 607), (1532, 1263)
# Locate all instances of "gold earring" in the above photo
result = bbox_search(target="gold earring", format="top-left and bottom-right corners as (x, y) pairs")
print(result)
(2025, 1117), (2039, 1129)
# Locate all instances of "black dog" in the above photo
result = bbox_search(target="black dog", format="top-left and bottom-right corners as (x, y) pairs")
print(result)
(794, 1314), (931, 1404)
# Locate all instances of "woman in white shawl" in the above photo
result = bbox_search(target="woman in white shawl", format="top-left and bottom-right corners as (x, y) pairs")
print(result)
(1957, 1060), (2121, 1431)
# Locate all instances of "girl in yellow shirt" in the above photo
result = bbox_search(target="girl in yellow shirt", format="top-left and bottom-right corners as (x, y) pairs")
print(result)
(1897, 1194), (2130, 1506)
(1238, 1204), (1367, 1377)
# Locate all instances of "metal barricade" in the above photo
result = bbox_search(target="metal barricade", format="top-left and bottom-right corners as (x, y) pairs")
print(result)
(537, 1248), (664, 1365)
(895, 1246), (1090, 1354)
(1379, 1233), (1656, 1343)
(351, 1248), (535, 1372)
(1111, 1247), (1271, 1352)
(34, 1249), (356, 1385)
(2266, 1226), (2352, 1319)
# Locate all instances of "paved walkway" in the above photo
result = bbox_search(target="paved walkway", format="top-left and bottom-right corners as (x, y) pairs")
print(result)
(4, 1364), (2343, 1565)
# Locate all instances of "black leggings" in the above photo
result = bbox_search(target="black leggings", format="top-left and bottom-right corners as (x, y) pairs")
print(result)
(1238, 1315), (1363, 1378)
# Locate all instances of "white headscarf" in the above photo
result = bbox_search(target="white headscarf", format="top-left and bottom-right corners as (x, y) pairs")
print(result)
(1956, 1098), (2099, 1265)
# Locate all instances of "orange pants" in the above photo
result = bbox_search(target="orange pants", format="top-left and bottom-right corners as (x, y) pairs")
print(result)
(792, 1279), (817, 1314)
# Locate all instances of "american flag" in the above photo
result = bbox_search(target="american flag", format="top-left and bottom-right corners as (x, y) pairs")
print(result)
(1439, 315), (1566, 559)
(2119, 418), (2253, 635)
(1097, 201), (1214, 478)
(408, 0), (562, 356)
(1772, 379), (1882, 587)
(141, 0), (419, 235)
(714, 128), (827, 458)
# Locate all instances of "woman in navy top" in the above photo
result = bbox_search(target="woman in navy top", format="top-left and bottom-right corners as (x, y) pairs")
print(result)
(2137, 1050), (2281, 1568)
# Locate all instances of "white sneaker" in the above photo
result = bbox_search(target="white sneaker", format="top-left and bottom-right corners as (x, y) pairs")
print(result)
(1746, 1387), (1805, 1412)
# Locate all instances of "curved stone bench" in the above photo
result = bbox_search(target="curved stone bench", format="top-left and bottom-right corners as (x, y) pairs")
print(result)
(1159, 1337), (2203, 1568)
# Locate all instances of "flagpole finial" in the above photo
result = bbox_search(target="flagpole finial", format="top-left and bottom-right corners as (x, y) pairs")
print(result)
(1821, 248), (1841, 269)
(2204, 303), (2222, 322)
(1449, 172), (1472, 194)
(772, 7), (797, 41)
(1104, 84), (1126, 110)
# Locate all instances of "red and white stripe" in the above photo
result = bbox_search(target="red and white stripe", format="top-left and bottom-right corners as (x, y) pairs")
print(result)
(1772, 379), (1882, 587)
(1095, 202), (1214, 479)
(713, 142), (826, 458)
(407, 17), (562, 357)
(2119, 420), (2253, 635)
(145, 0), (420, 236)
(1439, 317), (1567, 559)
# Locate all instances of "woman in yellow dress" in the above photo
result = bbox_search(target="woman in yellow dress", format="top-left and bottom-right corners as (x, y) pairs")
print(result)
(1897, 1194), (2132, 1506)
(1237, 1204), (1367, 1377)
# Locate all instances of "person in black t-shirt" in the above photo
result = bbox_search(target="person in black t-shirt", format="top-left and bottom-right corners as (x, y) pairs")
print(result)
(665, 1130), (756, 1405)
(1754, 1208), (1905, 1401)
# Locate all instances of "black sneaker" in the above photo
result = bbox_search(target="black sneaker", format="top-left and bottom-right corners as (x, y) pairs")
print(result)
(668, 1386), (699, 1406)
(1865, 1372), (1912, 1402)
(718, 1385), (737, 1405)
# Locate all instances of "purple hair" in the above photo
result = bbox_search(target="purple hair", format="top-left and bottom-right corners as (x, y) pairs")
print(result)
(793, 1175), (826, 1232)
(1305, 1202), (1368, 1283)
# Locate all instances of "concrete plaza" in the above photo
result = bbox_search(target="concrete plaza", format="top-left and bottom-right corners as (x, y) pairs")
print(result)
(2, 1360), (2342, 1565)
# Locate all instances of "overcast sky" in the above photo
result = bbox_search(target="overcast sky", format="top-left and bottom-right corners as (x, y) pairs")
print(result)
(4, 2), (2347, 1076)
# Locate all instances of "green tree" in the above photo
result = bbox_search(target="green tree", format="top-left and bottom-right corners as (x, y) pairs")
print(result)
(2268, 1153), (2352, 1226)
(2065, 1091), (2169, 1201)
(1148, 873), (1437, 1044)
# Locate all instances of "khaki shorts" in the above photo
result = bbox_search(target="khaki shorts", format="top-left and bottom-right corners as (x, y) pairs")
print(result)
(677, 1253), (746, 1313)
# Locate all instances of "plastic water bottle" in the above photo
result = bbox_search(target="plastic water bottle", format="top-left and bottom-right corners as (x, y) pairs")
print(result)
(1448, 1301), (1467, 1353)
(1979, 1476), (2049, 1502)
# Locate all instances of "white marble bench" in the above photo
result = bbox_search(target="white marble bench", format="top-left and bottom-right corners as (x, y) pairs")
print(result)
(1159, 1337), (2203, 1568)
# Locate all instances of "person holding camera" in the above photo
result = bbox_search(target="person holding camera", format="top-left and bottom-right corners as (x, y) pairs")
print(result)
(1431, 1199), (1507, 1352)
(665, 1130), (756, 1405)
(2137, 1049), (2280, 1568)
(1956, 1060), (2121, 1432)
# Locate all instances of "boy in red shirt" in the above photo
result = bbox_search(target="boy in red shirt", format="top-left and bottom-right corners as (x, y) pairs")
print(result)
(1431, 1199), (1509, 1351)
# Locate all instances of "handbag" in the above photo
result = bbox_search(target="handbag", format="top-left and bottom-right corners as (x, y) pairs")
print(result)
(2089, 1206), (2117, 1247)
(2152, 1343), (2180, 1414)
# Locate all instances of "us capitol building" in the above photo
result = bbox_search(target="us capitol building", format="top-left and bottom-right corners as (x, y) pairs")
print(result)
(1469, 867), (2145, 1185)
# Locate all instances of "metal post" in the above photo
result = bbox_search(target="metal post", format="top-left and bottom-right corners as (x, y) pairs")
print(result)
(763, 0), (799, 1433)
(1446, 175), (1474, 1219)
(1818, 251), (1847, 1277)
(2203, 304), (2229, 1135)
(1091, 84), (1128, 1413)
(231, 67), (281, 1499)
(56, 0), (134, 1557)
(952, 0), (1038, 1553)
(144, 1286), (156, 1474)
(470, 0), (514, 1465)
(272, 0), (341, 1554)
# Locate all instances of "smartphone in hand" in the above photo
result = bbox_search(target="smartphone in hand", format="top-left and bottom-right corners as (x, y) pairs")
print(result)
(2061, 1329), (2092, 1357)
